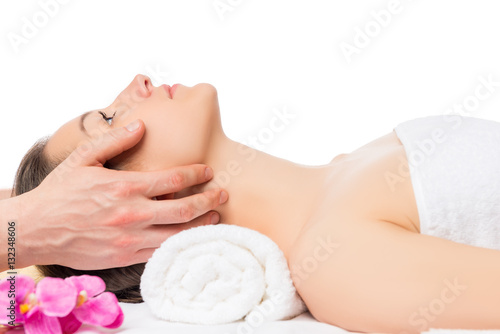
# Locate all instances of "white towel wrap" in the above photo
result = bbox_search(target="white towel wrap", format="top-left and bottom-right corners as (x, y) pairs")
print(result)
(394, 116), (500, 250)
(140, 224), (307, 325)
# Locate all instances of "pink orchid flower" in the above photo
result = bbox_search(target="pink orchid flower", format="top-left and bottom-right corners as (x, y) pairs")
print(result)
(0, 275), (77, 333)
(0, 275), (35, 325)
(58, 275), (124, 332)
(1, 275), (123, 334)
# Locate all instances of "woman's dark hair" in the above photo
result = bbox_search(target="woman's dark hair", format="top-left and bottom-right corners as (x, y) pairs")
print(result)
(13, 138), (145, 303)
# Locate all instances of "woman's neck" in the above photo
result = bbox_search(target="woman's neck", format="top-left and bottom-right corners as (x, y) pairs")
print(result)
(198, 132), (331, 254)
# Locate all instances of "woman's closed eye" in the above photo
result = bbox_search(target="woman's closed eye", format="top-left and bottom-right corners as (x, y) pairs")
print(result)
(99, 111), (117, 126)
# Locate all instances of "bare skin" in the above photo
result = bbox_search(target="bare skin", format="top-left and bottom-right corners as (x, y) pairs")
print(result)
(44, 74), (500, 332)
(0, 189), (10, 200)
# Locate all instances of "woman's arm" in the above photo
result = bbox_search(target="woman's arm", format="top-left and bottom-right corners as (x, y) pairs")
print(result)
(291, 218), (500, 333)
(0, 189), (11, 200)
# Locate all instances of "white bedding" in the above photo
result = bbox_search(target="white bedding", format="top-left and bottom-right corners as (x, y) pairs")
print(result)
(74, 302), (360, 334)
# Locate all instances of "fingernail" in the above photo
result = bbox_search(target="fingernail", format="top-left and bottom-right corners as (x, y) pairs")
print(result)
(205, 167), (213, 180)
(126, 120), (141, 132)
(219, 190), (228, 204)
(211, 213), (220, 224)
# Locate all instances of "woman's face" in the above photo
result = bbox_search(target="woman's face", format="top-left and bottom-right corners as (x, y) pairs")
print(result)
(45, 74), (223, 170)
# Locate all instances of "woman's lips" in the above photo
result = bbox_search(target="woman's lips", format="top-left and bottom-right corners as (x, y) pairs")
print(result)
(170, 84), (179, 97)
(162, 84), (180, 98)
(162, 84), (172, 98)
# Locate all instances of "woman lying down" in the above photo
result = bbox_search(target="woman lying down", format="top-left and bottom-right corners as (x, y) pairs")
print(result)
(13, 74), (500, 332)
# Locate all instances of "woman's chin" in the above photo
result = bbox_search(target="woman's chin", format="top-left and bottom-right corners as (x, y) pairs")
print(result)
(193, 83), (218, 97)
(186, 83), (221, 119)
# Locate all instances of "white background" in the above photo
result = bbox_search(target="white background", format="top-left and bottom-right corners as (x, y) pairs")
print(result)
(1, 0), (500, 188)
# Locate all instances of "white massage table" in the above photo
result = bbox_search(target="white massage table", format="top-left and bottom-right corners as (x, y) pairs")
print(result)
(76, 303), (494, 333)
(75, 302), (362, 334)
(3, 302), (493, 333)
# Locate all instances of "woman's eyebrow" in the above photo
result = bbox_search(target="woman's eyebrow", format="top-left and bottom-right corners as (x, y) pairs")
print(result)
(79, 111), (92, 136)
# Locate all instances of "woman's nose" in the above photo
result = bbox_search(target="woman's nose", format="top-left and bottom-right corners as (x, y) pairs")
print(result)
(114, 74), (153, 110)
(132, 74), (153, 98)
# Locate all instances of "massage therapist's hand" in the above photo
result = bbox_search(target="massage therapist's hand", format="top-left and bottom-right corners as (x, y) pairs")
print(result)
(6, 120), (228, 271)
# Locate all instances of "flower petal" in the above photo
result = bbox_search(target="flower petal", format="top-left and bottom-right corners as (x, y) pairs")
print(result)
(25, 307), (62, 334)
(58, 311), (82, 334)
(36, 277), (77, 317)
(73, 292), (122, 327)
(0, 275), (34, 324)
(65, 275), (105, 297)
(104, 305), (124, 329)
(6, 275), (35, 302)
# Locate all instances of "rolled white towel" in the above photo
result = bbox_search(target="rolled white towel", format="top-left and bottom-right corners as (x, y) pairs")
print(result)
(140, 224), (307, 325)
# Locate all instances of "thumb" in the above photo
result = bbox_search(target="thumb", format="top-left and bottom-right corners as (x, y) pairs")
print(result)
(69, 119), (145, 167)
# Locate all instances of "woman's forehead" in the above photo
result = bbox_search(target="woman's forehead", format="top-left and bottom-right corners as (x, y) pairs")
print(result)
(44, 115), (88, 161)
